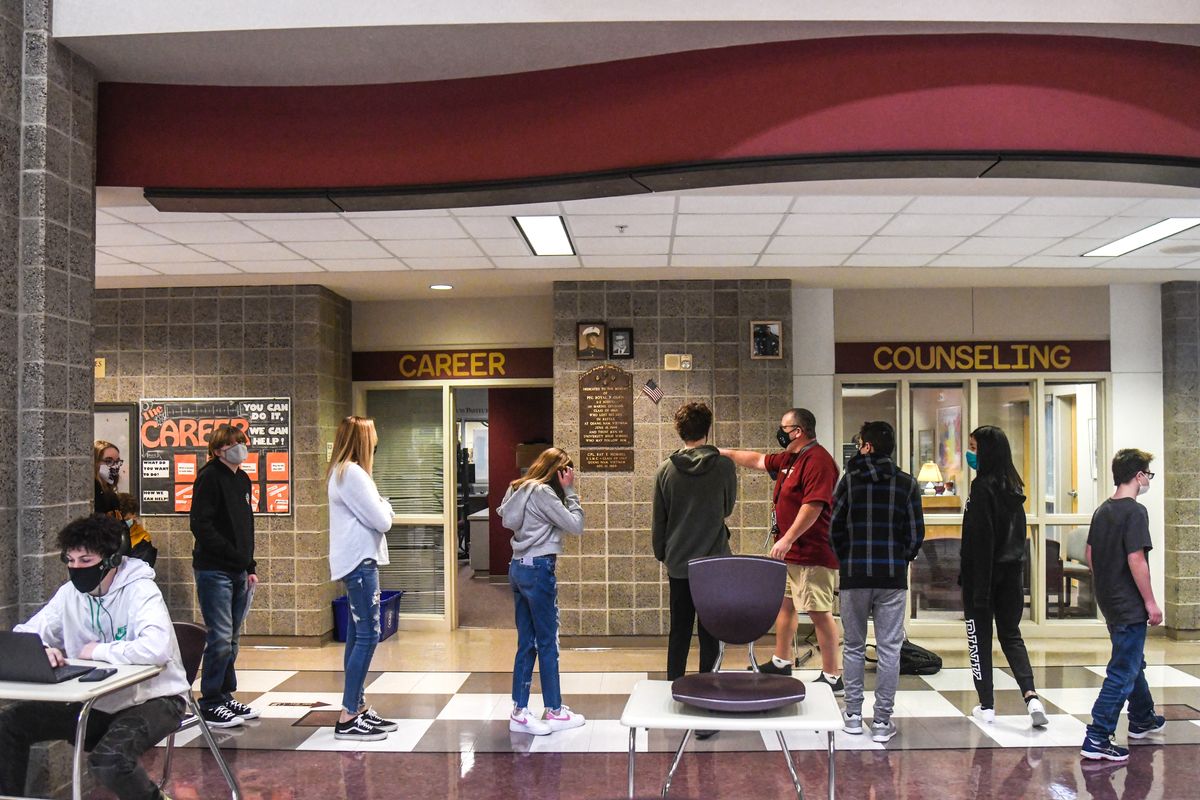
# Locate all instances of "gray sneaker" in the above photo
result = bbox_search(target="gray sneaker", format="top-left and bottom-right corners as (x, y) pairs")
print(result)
(842, 712), (863, 735)
(871, 719), (898, 743)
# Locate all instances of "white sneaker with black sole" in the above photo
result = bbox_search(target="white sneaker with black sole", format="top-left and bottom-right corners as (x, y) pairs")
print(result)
(360, 707), (398, 732)
(224, 699), (260, 720)
(201, 704), (244, 729)
(334, 714), (388, 741)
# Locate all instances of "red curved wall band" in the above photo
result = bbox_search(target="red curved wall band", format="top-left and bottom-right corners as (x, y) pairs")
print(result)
(97, 34), (1200, 191)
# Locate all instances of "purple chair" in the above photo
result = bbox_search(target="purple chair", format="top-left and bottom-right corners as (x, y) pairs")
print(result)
(664, 556), (807, 796)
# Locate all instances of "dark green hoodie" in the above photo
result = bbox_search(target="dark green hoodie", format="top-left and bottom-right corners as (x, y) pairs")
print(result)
(652, 445), (738, 579)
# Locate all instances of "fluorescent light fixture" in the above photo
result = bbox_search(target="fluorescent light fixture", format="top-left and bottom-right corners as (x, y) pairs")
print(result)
(513, 215), (575, 256)
(1084, 218), (1200, 257)
(429, 284), (453, 291)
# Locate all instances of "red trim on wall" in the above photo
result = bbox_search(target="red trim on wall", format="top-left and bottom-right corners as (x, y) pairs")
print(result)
(486, 388), (554, 575)
(97, 34), (1200, 190)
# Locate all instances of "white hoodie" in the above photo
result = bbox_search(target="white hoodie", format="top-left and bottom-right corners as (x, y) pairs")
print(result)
(15, 557), (190, 714)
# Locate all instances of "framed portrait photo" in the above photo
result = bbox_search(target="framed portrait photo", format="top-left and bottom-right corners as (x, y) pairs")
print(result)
(577, 321), (607, 360)
(749, 320), (783, 360)
(609, 327), (634, 359)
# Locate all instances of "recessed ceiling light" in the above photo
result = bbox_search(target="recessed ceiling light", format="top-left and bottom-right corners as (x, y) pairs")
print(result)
(429, 284), (453, 291)
(513, 215), (575, 256)
(1084, 218), (1200, 257)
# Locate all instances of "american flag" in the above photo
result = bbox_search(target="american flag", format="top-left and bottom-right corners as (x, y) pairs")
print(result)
(640, 379), (664, 404)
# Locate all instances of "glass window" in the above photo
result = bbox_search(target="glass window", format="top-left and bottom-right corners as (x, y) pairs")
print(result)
(380, 524), (446, 615)
(910, 524), (962, 620)
(368, 389), (444, 515)
(910, 384), (966, 505)
(1045, 524), (1097, 619)
(978, 383), (1034, 512)
(839, 383), (897, 468)
(1043, 382), (1104, 515)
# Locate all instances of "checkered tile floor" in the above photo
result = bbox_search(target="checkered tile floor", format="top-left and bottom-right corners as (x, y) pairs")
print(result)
(167, 665), (1200, 754)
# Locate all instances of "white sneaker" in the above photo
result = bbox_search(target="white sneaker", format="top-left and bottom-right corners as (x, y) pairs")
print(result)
(972, 705), (995, 724)
(542, 705), (586, 732)
(509, 707), (552, 736)
(1027, 697), (1049, 728)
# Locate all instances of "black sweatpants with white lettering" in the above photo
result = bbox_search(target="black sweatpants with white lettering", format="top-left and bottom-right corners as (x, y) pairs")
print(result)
(963, 561), (1037, 709)
(0, 695), (183, 799)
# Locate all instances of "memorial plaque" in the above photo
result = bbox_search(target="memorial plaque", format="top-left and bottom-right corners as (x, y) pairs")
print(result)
(579, 365), (634, 448)
(581, 449), (634, 472)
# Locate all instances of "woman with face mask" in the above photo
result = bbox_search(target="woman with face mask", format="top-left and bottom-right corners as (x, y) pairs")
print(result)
(93, 440), (123, 515)
(188, 423), (259, 730)
(960, 425), (1047, 729)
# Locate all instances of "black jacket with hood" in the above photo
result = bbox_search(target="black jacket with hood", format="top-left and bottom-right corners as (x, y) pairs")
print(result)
(190, 459), (256, 574)
(652, 445), (738, 579)
(960, 473), (1027, 608)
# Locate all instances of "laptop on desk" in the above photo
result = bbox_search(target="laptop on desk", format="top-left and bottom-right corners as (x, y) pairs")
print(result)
(0, 632), (96, 683)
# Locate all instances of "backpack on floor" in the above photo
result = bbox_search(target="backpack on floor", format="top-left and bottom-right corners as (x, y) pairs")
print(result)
(865, 639), (943, 675)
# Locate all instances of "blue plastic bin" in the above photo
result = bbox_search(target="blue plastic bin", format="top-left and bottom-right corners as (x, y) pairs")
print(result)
(332, 590), (404, 643)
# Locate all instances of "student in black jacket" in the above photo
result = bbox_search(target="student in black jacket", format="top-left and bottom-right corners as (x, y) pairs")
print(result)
(190, 423), (259, 730)
(961, 425), (1047, 728)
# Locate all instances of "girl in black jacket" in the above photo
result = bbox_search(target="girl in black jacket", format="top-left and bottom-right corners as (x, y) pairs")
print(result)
(961, 425), (1047, 728)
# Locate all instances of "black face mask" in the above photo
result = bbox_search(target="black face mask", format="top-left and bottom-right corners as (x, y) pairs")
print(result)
(68, 563), (110, 594)
(776, 428), (792, 449)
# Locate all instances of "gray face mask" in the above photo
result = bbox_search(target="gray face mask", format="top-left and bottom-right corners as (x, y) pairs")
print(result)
(223, 443), (249, 465)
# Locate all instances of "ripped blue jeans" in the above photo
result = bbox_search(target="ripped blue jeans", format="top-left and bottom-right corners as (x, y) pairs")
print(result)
(342, 559), (381, 715)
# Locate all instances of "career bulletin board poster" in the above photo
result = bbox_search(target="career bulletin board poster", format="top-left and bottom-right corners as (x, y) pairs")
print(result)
(138, 398), (293, 516)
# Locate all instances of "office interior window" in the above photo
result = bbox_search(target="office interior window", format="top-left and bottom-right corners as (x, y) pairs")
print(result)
(839, 383), (898, 468)
(910, 384), (966, 503)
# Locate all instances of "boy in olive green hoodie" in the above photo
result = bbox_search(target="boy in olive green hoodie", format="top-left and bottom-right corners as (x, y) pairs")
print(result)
(652, 402), (738, 685)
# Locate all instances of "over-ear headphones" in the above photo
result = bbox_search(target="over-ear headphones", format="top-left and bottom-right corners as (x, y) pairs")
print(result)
(59, 527), (130, 569)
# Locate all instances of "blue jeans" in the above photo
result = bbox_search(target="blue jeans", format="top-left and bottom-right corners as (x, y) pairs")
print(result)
(1086, 622), (1156, 741)
(341, 559), (381, 715)
(194, 569), (249, 711)
(509, 556), (561, 711)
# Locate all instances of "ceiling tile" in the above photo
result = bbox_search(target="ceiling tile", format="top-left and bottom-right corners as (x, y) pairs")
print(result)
(95, 210), (125, 225)
(94, 225), (174, 247)
(788, 196), (911, 214)
(669, 254), (758, 267)
(979, 216), (1107, 238)
(904, 196), (1026, 215)
(381, 239), (484, 258)
(95, 263), (158, 276)
(97, 244), (211, 263)
(340, 208), (450, 218)
(351, 217), (468, 239)
(1036, 239), (1108, 256)
(139, 262), (242, 275)
(476, 239), (529, 257)
(102, 206), (230, 224)
(1101, 254), (1196, 268)
(1014, 255), (1107, 268)
(672, 236), (770, 255)
(452, 203), (560, 216)
(573, 237), (669, 256)
(580, 255), (669, 268)
(560, 196), (675, 214)
(244, 219), (366, 241)
(856, 236), (964, 255)
(1122, 199), (1200, 218)
(456, 216), (521, 238)
(95, 251), (128, 265)
(756, 254), (847, 267)
(877, 214), (997, 236)
(1013, 197), (1141, 216)
(316, 259), (409, 272)
(190, 242), (304, 261)
(285, 240), (392, 260)
(229, 260), (326, 273)
(675, 215), (782, 236)
(778, 214), (890, 236)
(142, 221), (267, 244)
(401, 257), (494, 270)
(1074, 217), (1163, 241)
(765, 236), (867, 254)
(492, 256), (581, 269)
(842, 254), (935, 267)
(951, 237), (1061, 256)
(677, 196), (793, 214)
(229, 212), (341, 220)
(568, 215), (674, 237)
(929, 255), (1021, 268)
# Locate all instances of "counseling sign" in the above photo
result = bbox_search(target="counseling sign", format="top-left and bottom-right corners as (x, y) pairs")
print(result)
(835, 341), (1110, 374)
(138, 397), (292, 516)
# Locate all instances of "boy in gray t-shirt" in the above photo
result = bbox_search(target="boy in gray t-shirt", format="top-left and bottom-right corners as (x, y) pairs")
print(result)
(1081, 449), (1164, 763)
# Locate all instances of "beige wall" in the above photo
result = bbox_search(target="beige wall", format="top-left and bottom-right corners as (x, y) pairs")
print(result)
(353, 296), (553, 350)
(834, 287), (1110, 341)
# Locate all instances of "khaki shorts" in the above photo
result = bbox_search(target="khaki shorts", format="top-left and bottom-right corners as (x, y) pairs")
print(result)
(785, 565), (838, 613)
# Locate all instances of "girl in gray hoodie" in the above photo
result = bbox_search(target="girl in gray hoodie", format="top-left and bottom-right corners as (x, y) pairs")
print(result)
(498, 446), (586, 735)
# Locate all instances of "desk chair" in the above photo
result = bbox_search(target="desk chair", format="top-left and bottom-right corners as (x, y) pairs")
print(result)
(665, 556), (807, 797)
(158, 622), (242, 799)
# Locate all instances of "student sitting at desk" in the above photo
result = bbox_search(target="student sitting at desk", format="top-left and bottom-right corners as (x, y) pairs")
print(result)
(0, 514), (188, 800)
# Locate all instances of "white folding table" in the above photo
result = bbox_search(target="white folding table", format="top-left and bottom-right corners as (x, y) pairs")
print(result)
(0, 661), (163, 800)
(620, 679), (842, 800)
